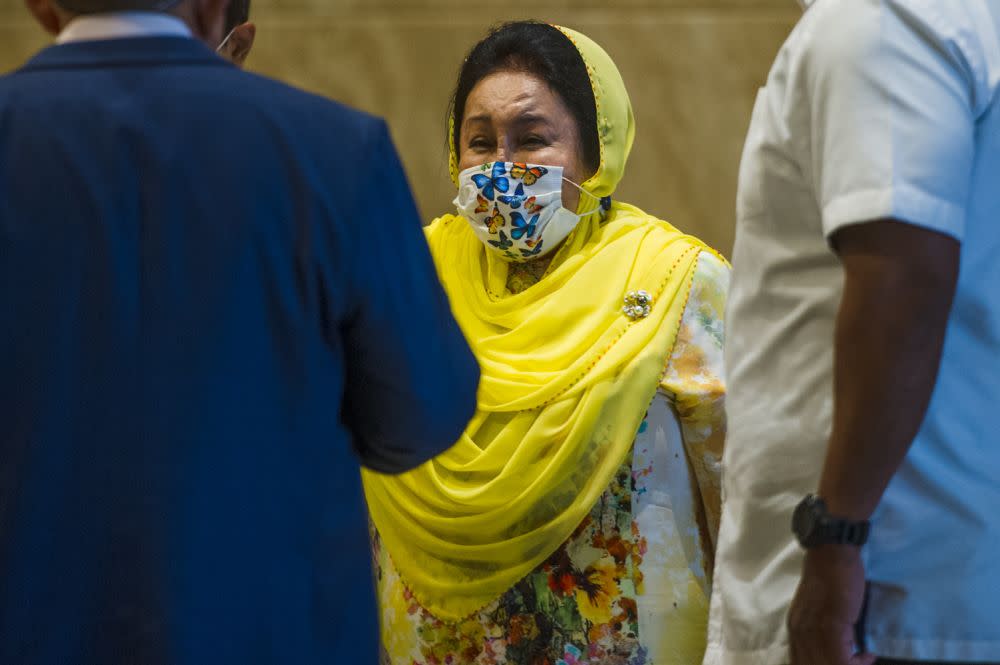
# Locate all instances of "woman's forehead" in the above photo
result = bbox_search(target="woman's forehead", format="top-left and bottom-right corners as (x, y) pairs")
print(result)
(462, 70), (570, 126)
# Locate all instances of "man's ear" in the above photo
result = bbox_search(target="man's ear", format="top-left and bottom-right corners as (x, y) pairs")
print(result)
(24, 0), (64, 36)
(220, 21), (256, 68)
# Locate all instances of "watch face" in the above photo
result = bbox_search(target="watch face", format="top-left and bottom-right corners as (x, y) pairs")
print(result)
(792, 495), (819, 547)
(792, 495), (869, 548)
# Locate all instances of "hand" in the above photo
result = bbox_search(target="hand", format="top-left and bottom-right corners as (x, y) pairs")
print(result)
(788, 545), (875, 665)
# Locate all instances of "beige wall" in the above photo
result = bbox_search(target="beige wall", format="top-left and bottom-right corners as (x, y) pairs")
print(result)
(0, 1), (799, 255)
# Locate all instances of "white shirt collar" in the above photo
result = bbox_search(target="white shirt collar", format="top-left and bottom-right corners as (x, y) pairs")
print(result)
(56, 11), (192, 44)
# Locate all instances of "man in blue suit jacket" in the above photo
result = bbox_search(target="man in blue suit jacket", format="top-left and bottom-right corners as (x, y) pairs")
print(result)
(0, 0), (479, 663)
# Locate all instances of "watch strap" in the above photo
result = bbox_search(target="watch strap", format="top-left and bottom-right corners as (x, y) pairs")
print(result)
(822, 517), (870, 546)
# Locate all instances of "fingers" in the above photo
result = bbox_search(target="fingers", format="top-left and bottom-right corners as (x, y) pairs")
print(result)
(789, 608), (867, 665)
(788, 548), (871, 665)
(850, 652), (877, 665)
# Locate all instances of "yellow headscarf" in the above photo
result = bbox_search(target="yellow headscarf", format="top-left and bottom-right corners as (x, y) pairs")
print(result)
(362, 25), (714, 621)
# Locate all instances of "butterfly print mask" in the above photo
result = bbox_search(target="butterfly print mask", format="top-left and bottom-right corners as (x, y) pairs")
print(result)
(454, 161), (605, 262)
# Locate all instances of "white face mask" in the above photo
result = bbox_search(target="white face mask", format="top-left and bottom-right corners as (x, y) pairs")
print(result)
(453, 161), (606, 262)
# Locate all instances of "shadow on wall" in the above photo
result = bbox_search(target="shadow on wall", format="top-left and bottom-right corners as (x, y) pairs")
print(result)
(0, 1), (800, 256)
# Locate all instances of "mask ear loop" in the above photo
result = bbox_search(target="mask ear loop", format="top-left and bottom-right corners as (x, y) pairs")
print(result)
(561, 177), (611, 218)
(216, 27), (237, 54)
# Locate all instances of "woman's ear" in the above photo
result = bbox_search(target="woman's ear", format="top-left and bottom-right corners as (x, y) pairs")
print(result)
(24, 0), (64, 36)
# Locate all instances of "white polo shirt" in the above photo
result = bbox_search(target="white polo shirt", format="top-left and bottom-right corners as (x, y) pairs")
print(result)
(707, 1), (1000, 663)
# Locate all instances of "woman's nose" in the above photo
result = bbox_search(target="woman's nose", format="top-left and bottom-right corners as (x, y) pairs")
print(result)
(493, 137), (517, 164)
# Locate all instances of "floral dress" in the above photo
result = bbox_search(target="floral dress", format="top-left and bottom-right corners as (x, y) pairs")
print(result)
(372, 252), (729, 665)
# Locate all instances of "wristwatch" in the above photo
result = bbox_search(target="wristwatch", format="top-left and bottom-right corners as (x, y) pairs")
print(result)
(792, 494), (870, 548)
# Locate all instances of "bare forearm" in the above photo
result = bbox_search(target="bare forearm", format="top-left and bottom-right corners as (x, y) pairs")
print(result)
(818, 222), (959, 521)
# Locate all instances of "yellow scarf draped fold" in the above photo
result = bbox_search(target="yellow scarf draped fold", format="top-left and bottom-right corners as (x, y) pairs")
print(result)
(363, 204), (708, 620)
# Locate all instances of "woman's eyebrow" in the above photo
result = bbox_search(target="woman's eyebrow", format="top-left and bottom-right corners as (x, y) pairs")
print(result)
(464, 114), (492, 125)
(513, 112), (552, 125)
(463, 112), (554, 129)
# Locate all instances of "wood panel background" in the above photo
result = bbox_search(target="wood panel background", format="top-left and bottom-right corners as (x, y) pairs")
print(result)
(0, 1), (799, 255)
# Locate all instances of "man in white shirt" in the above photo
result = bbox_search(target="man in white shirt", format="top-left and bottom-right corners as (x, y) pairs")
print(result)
(707, 1), (1000, 664)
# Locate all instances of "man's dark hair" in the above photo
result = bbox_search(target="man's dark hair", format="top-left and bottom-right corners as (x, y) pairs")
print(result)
(55, 0), (249, 25)
(449, 21), (600, 174)
(56, 0), (181, 13)
(225, 0), (251, 33)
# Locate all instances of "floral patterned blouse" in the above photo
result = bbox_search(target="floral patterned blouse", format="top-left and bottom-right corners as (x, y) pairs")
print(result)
(372, 251), (729, 665)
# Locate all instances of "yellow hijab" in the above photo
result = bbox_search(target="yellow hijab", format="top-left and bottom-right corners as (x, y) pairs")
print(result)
(362, 25), (712, 621)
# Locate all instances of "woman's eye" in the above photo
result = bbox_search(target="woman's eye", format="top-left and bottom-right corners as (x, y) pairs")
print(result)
(521, 136), (548, 148)
(467, 138), (492, 150)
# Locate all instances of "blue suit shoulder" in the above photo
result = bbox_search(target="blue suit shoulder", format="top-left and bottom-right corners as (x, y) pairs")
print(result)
(222, 68), (386, 144)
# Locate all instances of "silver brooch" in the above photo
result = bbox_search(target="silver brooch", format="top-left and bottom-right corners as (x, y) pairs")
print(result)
(623, 290), (653, 321)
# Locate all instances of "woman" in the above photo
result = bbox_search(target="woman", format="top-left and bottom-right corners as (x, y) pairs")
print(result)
(363, 22), (729, 665)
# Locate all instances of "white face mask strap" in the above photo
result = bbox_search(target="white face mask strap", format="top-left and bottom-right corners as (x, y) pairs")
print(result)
(560, 176), (592, 197)
(217, 27), (238, 54)
(561, 177), (609, 217)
